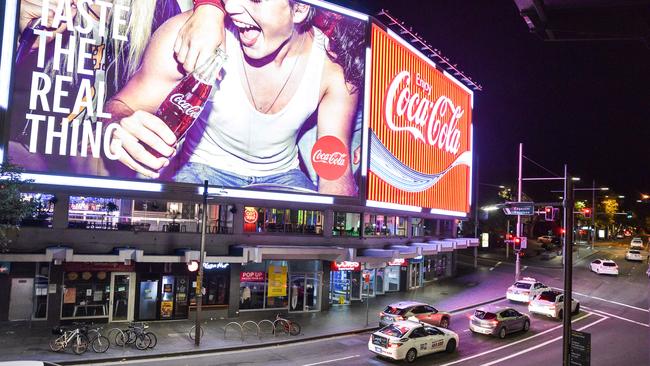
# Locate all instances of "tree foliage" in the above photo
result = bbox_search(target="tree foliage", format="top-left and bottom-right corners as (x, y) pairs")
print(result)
(0, 162), (38, 252)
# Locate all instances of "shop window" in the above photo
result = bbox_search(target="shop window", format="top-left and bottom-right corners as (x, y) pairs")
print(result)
(61, 271), (110, 319)
(20, 193), (55, 228)
(244, 207), (323, 235)
(68, 196), (233, 234)
(33, 263), (49, 319)
(363, 214), (404, 236)
(411, 218), (424, 237)
(333, 212), (361, 237)
(423, 219), (436, 236)
(239, 261), (290, 311)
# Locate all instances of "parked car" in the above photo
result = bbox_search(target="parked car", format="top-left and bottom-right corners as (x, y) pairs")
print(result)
(590, 259), (619, 275)
(379, 301), (451, 328)
(506, 277), (547, 303)
(368, 320), (458, 363)
(537, 235), (554, 244)
(630, 238), (644, 249)
(625, 250), (644, 261)
(469, 306), (530, 339)
(528, 289), (580, 319)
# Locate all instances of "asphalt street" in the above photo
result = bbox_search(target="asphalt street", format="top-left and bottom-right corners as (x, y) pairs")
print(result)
(85, 240), (649, 366)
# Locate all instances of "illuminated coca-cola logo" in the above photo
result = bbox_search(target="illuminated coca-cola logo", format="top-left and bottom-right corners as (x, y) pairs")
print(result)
(384, 71), (464, 154)
(311, 136), (349, 180)
(169, 93), (201, 118)
(244, 207), (258, 224)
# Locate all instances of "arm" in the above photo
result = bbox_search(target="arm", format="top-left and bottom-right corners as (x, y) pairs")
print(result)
(174, 1), (226, 73)
(316, 62), (359, 196)
(106, 12), (192, 178)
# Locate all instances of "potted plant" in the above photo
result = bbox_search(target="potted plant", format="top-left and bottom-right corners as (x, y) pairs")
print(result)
(105, 201), (119, 229)
(167, 209), (181, 232)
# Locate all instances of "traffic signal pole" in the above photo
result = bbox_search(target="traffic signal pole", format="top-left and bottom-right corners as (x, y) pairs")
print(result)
(515, 143), (523, 281)
(562, 165), (574, 366)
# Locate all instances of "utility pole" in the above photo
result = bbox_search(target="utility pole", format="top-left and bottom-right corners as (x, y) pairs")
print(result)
(562, 165), (574, 366)
(194, 180), (208, 346)
(515, 143), (523, 281)
(591, 179), (596, 250)
(506, 220), (510, 259)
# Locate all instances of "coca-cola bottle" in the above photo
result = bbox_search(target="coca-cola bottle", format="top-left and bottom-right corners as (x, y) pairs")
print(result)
(150, 48), (227, 157)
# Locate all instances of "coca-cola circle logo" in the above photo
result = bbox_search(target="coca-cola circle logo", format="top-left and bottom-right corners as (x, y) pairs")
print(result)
(244, 207), (258, 224)
(311, 136), (349, 180)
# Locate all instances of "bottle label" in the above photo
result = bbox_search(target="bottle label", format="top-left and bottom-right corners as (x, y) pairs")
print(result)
(169, 93), (202, 118)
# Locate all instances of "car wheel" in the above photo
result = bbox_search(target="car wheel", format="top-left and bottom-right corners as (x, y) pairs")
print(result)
(405, 348), (417, 363)
(573, 304), (580, 315)
(440, 317), (450, 328)
(523, 320), (530, 332)
(558, 310), (564, 320)
(498, 327), (507, 339)
(446, 339), (457, 353)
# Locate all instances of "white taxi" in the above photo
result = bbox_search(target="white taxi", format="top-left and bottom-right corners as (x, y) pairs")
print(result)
(506, 277), (547, 302)
(590, 259), (619, 275)
(368, 320), (458, 363)
(528, 289), (580, 319)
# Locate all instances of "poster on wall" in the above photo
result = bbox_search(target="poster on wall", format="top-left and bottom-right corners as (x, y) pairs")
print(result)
(63, 287), (77, 304)
(267, 265), (287, 297)
(367, 24), (473, 215)
(160, 300), (174, 318)
(4, 0), (368, 198)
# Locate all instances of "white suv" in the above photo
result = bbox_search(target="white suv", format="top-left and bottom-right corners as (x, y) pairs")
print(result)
(630, 238), (644, 249)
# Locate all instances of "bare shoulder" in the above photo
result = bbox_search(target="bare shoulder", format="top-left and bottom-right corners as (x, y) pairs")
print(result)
(321, 57), (353, 96)
(151, 11), (193, 50)
(139, 11), (194, 80)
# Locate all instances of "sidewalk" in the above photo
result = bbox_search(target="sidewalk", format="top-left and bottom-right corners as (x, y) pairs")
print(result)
(0, 263), (510, 365)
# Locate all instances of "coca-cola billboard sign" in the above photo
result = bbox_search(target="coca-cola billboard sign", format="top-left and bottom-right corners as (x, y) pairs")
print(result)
(311, 136), (350, 181)
(368, 24), (473, 214)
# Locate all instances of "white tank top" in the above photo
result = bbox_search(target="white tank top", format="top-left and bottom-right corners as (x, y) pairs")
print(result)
(182, 27), (327, 177)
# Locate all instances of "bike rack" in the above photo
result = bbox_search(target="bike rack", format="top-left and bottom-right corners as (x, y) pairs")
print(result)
(257, 320), (275, 337)
(241, 320), (260, 339)
(223, 322), (244, 341)
(272, 318), (291, 337)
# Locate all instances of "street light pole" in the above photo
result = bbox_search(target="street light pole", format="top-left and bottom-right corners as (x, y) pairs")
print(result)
(515, 143), (523, 281)
(194, 180), (208, 346)
(591, 179), (596, 250)
(562, 165), (574, 366)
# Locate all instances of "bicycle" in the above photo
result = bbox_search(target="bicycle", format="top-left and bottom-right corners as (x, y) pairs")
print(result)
(189, 324), (205, 340)
(115, 322), (157, 350)
(274, 314), (301, 336)
(49, 324), (89, 355)
(86, 324), (110, 353)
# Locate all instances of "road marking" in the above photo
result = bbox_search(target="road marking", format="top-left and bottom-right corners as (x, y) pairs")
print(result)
(438, 312), (594, 366)
(566, 290), (649, 313)
(302, 355), (360, 366)
(479, 315), (609, 366)
(582, 306), (649, 328)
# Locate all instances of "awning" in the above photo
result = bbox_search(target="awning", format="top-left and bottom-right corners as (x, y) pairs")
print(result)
(444, 238), (469, 249)
(429, 240), (455, 252)
(388, 245), (422, 258)
(409, 242), (440, 255)
(235, 245), (350, 263)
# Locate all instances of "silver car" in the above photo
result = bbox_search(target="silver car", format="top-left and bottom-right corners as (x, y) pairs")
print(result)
(469, 306), (530, 339)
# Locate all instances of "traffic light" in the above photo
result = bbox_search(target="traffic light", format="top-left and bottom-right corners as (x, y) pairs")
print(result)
(583, 208), (591, 218)
(544, 206), (553, 221)
(513, 237), (522, 251)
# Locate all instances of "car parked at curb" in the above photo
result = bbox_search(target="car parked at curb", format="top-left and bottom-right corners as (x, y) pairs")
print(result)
(368, 320), (458, 363)
(625, 250), (643, 261)
(590, 259), (619, 275)
(528, 289), (580, 320)
(469, 306), (530, 339)
(506, 277), (547, 303)
(379, 301), (451, 328)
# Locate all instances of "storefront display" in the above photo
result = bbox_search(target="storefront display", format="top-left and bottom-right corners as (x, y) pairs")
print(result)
(408, 257), (423, 289)
(329, 261), (361, 305)
(424, 253), (453, 281)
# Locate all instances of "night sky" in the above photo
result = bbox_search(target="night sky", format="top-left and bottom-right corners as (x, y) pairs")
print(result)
(331, 0), (650, 207)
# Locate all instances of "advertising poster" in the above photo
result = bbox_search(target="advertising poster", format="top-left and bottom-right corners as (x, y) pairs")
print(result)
(5, 0), (368, 198)
(367, 24), (473, 214)
(267, 265), (287, 297)
(63, 287), (77, 304)
(160, 300), (174, 318)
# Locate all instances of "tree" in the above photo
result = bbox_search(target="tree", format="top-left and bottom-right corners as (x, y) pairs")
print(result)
(599, 198), (619, 237)
(0, 162), (38, 252)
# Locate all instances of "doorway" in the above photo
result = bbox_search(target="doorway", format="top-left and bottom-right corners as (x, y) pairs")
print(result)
(9, 278), (34, 321)
(409, 262), (422, 289)
(289, 273), (321, 312)
(138, 279), (159, 320)
(109, 272), (135, 322)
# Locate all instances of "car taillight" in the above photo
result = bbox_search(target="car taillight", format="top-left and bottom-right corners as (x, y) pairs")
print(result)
(489, 320), (498, 326)
(387, 341), (403, 348)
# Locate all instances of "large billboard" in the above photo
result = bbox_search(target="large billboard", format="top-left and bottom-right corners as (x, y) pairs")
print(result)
(367, 24), (473, 215)
(3, 0), (368, 198)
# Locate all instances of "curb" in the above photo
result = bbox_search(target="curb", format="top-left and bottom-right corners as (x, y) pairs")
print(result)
(56, 298), (507, 365)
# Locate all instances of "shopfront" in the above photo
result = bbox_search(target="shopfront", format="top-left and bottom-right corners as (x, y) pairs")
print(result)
(329, 261), (360, 305)
(423, 253), (454, 282)
(61, 262), (135, 322)
(239, 260), (322, 313)
(407, 257), (423, 289)
(384, 259), (406, 292)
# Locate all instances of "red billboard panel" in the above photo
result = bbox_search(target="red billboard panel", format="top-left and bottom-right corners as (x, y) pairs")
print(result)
(367, 24), (473, 215)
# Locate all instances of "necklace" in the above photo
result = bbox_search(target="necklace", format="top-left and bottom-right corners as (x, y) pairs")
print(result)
(241, 34), (306, 114)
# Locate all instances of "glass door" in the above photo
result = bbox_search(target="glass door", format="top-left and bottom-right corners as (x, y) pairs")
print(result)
(289, 274), (305, 312)
(304, 273), (320, 311)
(109, 272), (135, 322)
(138, 279), (159, 320)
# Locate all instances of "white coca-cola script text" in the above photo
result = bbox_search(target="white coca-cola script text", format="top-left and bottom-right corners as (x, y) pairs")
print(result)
(169, 93), (201, 118)
(312, 150), (347, 166)
(385, 71), (464, 154)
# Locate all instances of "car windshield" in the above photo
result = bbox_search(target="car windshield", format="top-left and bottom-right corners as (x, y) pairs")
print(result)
(539, 291), (559, 301)
(474, 310), (497, 320)
(632, 239), (642, 243)
(380, 324), (408, 337)
(383, 306), (409, 315)
(629, 250), (640, 254)
(603, 262), (616, 267)
(514, 282), (532, 289)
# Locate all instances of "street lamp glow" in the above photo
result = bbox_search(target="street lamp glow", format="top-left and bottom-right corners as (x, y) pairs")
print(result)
(600, 187), (609, 191)
(571, 177), (581, 181)
(642, 194), (649, 199)
(618, 195), (625, 198)
(637, 200), (643, 203)
(482, 205), (499, 212)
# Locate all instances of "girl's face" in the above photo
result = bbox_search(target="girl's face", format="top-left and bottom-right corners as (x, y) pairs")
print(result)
(224, 0), (299, 59)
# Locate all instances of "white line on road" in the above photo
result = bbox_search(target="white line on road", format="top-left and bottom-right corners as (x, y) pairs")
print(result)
(566, 290), (649, 313)
(479, 315), (610, 366)
(302, 355), (360, 366)
(438, 312), (595, 366)
(582, 306), (650, 328)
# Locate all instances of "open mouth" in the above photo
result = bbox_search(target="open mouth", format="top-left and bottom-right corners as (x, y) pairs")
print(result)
(232, 19), (261, 47)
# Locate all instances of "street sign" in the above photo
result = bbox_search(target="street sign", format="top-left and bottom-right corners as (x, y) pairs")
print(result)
(503, 202), (535, 215)
(481, 233), (489, 248)
(570, 330), (591, 366)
